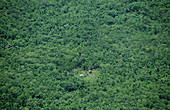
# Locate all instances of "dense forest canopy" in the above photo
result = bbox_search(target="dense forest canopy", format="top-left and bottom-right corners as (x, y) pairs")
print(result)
(0, 0), (170, 109)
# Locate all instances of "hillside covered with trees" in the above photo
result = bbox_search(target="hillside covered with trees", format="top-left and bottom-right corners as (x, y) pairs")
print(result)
(0, 0), (169, 109)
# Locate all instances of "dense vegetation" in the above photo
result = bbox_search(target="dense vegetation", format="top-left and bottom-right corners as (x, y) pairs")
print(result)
(0, 0), (169, 109)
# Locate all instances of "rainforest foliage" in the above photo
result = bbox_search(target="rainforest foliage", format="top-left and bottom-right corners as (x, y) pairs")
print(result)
(0, 0), (170, 109)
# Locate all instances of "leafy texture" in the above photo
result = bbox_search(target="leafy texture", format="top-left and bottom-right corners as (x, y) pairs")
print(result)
(0, 0), (169, 109)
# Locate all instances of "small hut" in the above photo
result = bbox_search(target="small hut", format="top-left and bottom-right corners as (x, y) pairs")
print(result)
(88, 70), (92, 74)
(79, 74), (84, 77)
